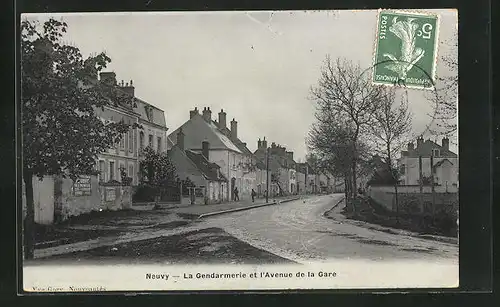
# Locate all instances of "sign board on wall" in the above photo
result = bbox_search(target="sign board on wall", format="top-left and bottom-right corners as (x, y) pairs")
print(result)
(105, 187), (116, 201)
(73, 176), (91, 196)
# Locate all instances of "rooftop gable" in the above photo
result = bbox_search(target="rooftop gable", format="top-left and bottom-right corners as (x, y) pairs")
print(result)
(168, 114), (242, 153)
(184, 150), (228, 182)
(404, 139), (458, 158)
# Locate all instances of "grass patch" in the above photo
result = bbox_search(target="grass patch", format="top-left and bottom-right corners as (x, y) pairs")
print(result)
(344, 197), (457, 238)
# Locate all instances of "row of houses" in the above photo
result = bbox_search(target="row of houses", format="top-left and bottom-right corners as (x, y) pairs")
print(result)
(23, 72), (338, 224)
(167, 107), (339, 204)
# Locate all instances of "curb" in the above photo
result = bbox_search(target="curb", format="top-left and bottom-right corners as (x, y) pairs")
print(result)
(198, 197), (301, 219)
(326, 198), (458, 245)
(323, 197), (345, 217)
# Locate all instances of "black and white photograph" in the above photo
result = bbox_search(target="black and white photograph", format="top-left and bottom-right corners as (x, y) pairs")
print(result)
(20, 9), (459, 292)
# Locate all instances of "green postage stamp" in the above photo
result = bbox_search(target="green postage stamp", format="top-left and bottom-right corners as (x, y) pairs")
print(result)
(373, 10), (440, 89)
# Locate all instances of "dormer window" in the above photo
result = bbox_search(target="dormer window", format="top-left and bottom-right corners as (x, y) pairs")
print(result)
(432, 149), (440, 157)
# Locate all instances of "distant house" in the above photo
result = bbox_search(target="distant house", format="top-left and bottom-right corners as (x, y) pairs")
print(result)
(398, 136), (458, 190)
(168, 132), (228, 204)
(168, 107), (256, 201)
(254, 141), (298, 196)
(295, 163), (308, 194)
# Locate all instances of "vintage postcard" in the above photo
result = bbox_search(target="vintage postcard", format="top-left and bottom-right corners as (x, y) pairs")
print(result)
(19, 9), (458, 293)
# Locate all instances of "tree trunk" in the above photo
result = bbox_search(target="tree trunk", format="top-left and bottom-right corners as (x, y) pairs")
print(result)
(394, 184), (399, 224)
(351, 126), (360, 201)
(343, 174), (349, 202)
(23, 169), (35, 260)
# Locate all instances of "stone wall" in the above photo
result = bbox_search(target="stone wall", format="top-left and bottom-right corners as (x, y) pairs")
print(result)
(23, 175), (133, 224)
(367, 185), (458, 219)
(57, 176), (133, 221)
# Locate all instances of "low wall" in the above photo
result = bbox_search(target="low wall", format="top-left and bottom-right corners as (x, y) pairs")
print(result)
(23, 175), (133, 223)
(58, 177), (133, 221)
(367, 185), (458, 218)
(368, 184), (458, 194)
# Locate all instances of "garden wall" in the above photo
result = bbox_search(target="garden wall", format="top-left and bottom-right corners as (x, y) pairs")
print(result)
(367, 185), (458, 219)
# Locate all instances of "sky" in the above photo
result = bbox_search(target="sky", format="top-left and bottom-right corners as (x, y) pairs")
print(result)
(23, 10), (458, 161)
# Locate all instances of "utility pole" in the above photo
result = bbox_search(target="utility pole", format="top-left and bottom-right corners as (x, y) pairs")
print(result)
(266, 146), (270, 203)
(430, 154), (435, 215)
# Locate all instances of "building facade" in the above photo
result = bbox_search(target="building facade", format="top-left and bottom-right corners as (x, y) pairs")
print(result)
(168, 107), (257, 201)
(168, 136), (228, 204)
(95, 72), (168, 187)
(254, 141), (298, 196)
(398, 137), (458, 190)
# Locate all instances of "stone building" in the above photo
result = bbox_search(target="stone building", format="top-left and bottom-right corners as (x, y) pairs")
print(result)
(168, 107), (257, 201)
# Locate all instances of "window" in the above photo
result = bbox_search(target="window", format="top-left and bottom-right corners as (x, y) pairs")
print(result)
(129, 165), (134, 184)
(109, 161), (115, 181)
(433, 149), (440, 157)
(157, 136), (162, 152)
(119, 162), (125, 181)
(139, 131), (144, 150)
(128, 130), (133, 152)
(148, 134), (153, 148)
(98, 160), (105, 182)
(120, 133), (125, 149)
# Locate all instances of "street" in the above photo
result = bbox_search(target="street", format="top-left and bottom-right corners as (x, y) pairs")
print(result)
(202, 194), (458, 264)
(36, 194), (458, 265)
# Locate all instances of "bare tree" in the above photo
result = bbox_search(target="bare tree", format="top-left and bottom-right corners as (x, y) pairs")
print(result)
(307, 118), (370, 211)
(428, 31), (458, 137)
(309, 56), (384, 199)
(369, 87), (413, 169)
(369, 87), (412, 220)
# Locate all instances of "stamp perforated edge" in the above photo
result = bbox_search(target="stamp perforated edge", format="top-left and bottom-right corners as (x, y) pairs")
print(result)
(371, 9), (441, 91)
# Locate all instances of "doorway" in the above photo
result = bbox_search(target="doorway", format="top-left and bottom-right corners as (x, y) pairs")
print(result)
(231, 177), (236, 201)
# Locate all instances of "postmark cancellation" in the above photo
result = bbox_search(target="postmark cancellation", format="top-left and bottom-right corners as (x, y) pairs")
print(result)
(373, 10), (440, 89)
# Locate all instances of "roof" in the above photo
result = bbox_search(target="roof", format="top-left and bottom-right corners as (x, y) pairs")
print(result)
(85, 76), (167, 128)
(167, 136), (175, 149)
(184, 150), (228, 182)
(402, 139), (458, 158)
(168, 114), (242, 153)
(213, 121), (253, 156)
(133, 98), (167, 128)
(254, 145), (296, 169)
(255, 159), (267, 170)
(433, 158), (454, 169)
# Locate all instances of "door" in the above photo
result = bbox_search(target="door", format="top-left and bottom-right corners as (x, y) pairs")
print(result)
(231, 177), (236, 201)
(33, 176), (55, 225)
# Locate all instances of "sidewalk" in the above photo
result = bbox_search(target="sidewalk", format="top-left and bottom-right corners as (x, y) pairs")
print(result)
(324, 198), (458, 245)
(31, 195), (303, 259)
(169, 196), (301, 217)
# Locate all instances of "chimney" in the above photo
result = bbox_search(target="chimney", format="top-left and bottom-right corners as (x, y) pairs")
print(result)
(286, 151), (294, 161)
(99, 72), (117, 86)
(218, 109), (227, 129)
(230, 118), (238, 139)
(121, 79), (135, 96)
(202, 140), (210, 160)
(177, 128), (185, 151)
(258, 138), (262, 149)
(262, 137), (267, 149)
(417, 136), (424, 147)
(442, 137), (449, 151)
(202, 107), (212, 122)
(408, 141), (414, 151)
(189, 107), (199, 119)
